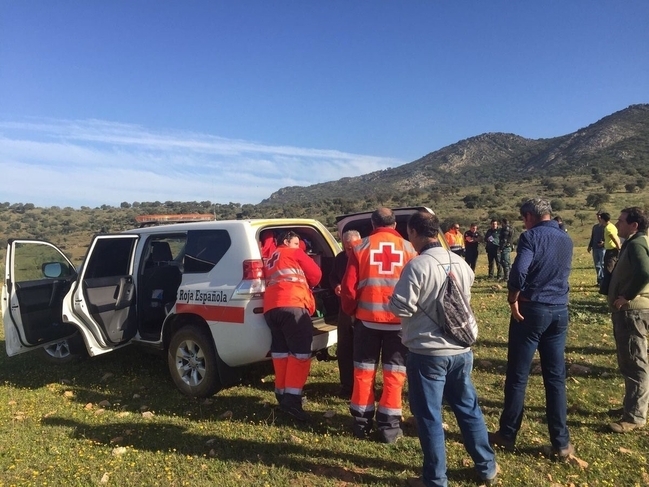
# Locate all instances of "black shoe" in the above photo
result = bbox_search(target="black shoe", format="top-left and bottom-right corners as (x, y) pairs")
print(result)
(488, 431), (515, 451)
(352, 422), (372, 439)
(278, 403), (310, 422)
(607, 406), (624, 417)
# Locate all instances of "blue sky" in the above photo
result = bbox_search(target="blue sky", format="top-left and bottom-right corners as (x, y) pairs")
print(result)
(1, 1), (648, 208)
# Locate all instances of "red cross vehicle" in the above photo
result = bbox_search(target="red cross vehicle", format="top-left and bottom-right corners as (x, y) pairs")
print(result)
(1, 217), (341, 398)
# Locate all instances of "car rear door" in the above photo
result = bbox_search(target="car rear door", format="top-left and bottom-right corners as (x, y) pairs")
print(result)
(2, 239), (79, 356)
(69, 235), (139, 348)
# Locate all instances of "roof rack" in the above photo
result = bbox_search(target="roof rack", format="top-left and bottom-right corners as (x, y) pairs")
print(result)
(135, 214), (215, 227)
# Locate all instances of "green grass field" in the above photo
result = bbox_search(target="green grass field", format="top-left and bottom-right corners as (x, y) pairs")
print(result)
(1, 247), (648, 486)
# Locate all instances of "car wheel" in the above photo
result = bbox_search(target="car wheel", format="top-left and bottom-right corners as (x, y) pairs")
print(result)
(167, 325), (222, 398)
(38, 334), (86, 364)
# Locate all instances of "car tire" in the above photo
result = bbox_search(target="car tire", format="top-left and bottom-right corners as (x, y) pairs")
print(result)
(167, 324), (222, 398)
(38, 333), (87, 364)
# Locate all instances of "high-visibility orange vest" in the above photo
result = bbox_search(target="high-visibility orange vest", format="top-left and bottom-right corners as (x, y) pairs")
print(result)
(445, 229), (464, 253)
(263, 246), (320, 314)
(353, 230), (417, 324)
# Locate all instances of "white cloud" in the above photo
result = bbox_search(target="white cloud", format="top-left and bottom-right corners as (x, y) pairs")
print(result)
(0, 118), (402, 207)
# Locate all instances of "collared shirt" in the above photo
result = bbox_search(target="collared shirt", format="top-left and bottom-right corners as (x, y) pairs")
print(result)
(508, 220), (572, 305)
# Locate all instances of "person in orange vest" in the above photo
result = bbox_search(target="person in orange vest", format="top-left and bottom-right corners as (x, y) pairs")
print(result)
(444, 223), (465, 257)
(341, 208), (418, 443)
(263, 230), (322, 422)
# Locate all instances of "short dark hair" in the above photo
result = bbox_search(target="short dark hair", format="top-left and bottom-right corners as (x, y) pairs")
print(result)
(408, 211), (440, 239)
(279, 230), (300, 243)
(490, 219), (498, 224)
(621, 207), (648, 232)
(371, 208), (396, 228)
(599, 212), (611, 222)
(501, 218), (509, 225)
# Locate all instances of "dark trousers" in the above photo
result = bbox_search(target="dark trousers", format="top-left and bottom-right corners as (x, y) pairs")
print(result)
(486, 246), (501, 278)
(465, 246), (479, 271)
(337, 310), (354, 394)
(499, 302), (570, 449)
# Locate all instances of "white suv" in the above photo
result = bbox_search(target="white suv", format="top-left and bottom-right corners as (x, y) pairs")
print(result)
(2, 218), (340, 397)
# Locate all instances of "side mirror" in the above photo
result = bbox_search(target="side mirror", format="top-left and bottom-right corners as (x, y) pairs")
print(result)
(42, 262), (71, 279)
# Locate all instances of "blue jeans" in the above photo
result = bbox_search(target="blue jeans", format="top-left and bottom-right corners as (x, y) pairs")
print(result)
(592, 247), (605, 284)
(499, 302), (570, 449)
(407, 351), (496, 487)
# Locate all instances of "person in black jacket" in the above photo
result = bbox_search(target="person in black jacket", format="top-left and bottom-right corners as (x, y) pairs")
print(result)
(464, 223), (481, 271)
(329, 229), (361, 399)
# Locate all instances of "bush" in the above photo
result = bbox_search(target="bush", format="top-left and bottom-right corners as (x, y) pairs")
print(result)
(550, 199), (565, 211)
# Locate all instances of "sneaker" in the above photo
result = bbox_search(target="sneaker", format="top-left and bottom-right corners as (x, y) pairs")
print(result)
(278, 403), (310, 422)
(609, 420), (645, 433)
(542, 443), (574, 461)
(483, 462), (500, 486)
(606, 406), (624, 417)
(488, 431), (515, 452)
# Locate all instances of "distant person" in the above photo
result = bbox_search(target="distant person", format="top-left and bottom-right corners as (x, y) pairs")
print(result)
(499, 218), (514, 282)
(606, 207), (649, 433)
(587, 211), (606, 286)
(341, 208), (417, 443)
(390, 211), (499, 487)
(490, 198), (575, 460)
(463, 223), (481, 271)
(599, 212), (622, 295)
(484, 219), (501, 279)
(263, 231), (322, 422)
(444, 223), (465, 257)
(554, 216), (567, 232)
(329, 229), (362, 399)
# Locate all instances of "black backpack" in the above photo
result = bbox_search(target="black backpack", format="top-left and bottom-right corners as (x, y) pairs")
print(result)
(422, 252), (478, 347)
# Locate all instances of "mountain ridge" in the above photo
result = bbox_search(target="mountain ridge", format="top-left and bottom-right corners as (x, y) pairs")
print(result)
(263, 103), (649, 204)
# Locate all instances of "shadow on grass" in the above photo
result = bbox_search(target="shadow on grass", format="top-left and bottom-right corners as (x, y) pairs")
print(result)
(42, 415), (411, 485)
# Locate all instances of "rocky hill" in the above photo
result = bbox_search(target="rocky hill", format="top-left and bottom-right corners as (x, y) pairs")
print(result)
(263, 104), (649, 204)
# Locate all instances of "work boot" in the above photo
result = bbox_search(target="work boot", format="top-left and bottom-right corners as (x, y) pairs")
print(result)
(279, 393), (310, 422)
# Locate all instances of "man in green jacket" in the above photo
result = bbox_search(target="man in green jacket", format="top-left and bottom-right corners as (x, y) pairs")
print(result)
(607, 207), (649, 433)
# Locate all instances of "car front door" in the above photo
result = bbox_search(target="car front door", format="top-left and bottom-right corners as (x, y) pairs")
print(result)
(2, 239), (79, 356)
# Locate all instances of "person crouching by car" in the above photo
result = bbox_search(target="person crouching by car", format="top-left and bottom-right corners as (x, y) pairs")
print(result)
(263, 231), (322, 422)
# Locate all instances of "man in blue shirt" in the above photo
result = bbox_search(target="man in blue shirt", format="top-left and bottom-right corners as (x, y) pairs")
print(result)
(489, 198), (575, 460)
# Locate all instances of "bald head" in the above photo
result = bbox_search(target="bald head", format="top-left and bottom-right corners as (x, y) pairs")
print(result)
(371, 207), (396, 229)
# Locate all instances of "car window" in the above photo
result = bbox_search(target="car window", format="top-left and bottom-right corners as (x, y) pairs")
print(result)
(184, 229), (232, 274)
(84, 238), (136, 279)
(12, 242), (72, 282)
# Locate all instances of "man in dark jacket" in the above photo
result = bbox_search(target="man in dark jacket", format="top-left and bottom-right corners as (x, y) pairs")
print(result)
(499, 218), (514, 282)
(484, 219), (501, 279)
(329, 230), (361, 399)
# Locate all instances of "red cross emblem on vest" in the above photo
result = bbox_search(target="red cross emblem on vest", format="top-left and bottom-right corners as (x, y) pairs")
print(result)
(369, 242), (404, 275)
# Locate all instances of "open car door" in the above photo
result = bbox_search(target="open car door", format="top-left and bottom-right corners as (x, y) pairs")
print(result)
(64, 234), (139, 353)
(2, 239), (80, 356)
(2, 235), (140, 357)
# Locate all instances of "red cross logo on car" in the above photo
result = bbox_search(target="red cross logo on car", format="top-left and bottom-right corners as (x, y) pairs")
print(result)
(370, 242), (404, 274)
